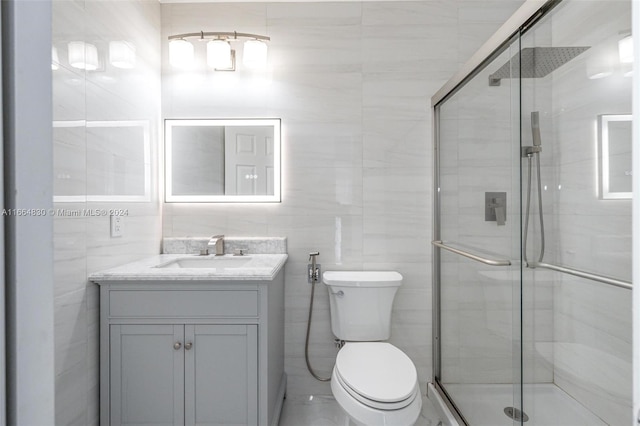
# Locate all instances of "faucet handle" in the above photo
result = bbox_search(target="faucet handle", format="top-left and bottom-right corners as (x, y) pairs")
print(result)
(233, 248), (248, 256)
(211, 234), (224, 239)
(309, 251), (320, 261)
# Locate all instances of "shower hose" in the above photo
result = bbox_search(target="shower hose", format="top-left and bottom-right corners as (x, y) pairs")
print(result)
(523, 151), (545, 265)
(305, 265), (331, 382)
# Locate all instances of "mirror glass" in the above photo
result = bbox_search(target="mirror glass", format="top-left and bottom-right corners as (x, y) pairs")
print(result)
(598, 114), (632, 200)
(165, 119), (281, 202)
(53, 120), (151, 202)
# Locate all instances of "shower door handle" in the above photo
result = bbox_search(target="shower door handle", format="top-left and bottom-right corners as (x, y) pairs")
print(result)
(432, 241), (511, 266)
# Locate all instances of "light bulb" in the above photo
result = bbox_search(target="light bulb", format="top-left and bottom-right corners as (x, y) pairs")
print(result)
(169, 39), (194, 69)
(207, 40), (232, 69)
(243, 39), (267, 69)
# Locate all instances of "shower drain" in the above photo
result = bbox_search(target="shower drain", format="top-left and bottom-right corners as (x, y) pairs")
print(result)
(504, 407), (529, 422)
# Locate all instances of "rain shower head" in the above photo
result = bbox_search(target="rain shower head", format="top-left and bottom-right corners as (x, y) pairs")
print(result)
(489, 46), (590, 86)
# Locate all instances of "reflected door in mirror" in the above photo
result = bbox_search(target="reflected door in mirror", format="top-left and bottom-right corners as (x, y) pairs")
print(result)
(225, 126), (274, 196)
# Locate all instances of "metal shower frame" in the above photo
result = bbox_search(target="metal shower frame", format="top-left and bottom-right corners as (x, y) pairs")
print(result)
(431, 0), (633, 423)
(430, 1), (561, 424)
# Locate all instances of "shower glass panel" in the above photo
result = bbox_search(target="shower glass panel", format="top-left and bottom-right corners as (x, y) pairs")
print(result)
(433, 1), (632, 425)
(520, 1), (632, 425)
(435, 37), (522, 425)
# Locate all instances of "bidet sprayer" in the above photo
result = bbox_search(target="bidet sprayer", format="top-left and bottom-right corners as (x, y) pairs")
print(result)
(308, 252), (321, 283)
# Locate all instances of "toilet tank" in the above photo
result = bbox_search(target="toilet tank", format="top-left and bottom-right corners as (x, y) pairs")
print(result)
(322, 271), (402, 341)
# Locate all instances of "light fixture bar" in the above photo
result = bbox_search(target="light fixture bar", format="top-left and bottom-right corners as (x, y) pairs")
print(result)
(168, 30), (269, 71)
(168, 31), (270, 42)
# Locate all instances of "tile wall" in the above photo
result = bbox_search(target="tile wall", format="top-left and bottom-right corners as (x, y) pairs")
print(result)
(52, 1), (162, 425)
(161, 0), (524, 398)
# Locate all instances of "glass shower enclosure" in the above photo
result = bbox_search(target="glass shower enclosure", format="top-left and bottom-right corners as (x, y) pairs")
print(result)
(431, 0), (633, 425)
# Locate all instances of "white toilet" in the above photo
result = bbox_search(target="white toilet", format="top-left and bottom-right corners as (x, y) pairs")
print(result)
(323, 271), (422, 426)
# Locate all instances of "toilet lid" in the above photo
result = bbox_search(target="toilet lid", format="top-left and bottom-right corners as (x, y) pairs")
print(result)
(335, 342), (417, 403)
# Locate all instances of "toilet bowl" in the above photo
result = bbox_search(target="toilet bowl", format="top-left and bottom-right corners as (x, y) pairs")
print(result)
(323, 271), (422, 426)
(331, 342), (422, 426)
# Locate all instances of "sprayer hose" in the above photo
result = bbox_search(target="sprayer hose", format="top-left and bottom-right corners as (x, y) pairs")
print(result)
(304, 280), (331, 382)
(523, 152), (546, 264)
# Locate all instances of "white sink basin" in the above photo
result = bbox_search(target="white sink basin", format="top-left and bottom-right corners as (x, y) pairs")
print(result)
(156, 256), (252, 269)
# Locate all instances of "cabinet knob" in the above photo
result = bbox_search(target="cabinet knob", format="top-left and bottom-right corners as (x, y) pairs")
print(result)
(173, 342), (182, 350)
(185, 342), (193, 350)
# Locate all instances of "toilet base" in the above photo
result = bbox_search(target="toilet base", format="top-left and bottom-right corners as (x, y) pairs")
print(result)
(331, 368), (422, 426)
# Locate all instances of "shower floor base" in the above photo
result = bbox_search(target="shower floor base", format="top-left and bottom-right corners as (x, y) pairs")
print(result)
(443, 383), (607, 426)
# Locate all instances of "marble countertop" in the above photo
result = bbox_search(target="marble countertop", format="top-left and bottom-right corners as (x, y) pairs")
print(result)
(89, 253), (288, 282)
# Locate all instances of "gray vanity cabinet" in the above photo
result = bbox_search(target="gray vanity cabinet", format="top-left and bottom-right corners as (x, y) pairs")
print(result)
(97, 274), (286, 426)
(184, 324), (258, 426)
(109, 324), (258, 426)
(109, 324), (185, 426)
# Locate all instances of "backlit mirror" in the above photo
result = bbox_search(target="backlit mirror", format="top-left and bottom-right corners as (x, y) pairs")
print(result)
(165, 119), (281, 202)
(598, 114), (632, 200)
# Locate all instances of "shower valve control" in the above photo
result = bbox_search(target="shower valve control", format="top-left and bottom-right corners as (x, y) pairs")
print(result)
(485, 192), (507, 226)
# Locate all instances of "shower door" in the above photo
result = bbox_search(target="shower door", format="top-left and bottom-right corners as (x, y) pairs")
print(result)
(434, 35), (523, 425)
(519, 1), (633, 425)
(433, 0), (633, 425)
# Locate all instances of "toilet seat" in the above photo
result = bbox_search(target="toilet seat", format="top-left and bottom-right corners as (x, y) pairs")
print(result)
(334, 342), (418, 410)
(334, 367), (418, 410)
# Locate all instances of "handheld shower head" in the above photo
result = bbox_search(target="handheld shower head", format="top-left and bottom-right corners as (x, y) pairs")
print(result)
(531, 111), (542, 147)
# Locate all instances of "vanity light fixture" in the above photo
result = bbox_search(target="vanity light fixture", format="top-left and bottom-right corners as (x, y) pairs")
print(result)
(168, 31), (270, 71)
(68, 41), (99, 71)
(109, 41), (136, 69)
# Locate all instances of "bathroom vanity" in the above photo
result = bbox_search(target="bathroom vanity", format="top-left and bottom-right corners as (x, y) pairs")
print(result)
(91, 239), (287, 426)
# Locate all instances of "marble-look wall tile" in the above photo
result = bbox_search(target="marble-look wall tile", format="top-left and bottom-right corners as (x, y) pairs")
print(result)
(52, 1), (162, 426)
(553, 279), (632, 425)
(285, 122), (363, 169)
(266, 2), (362, 26)
(362, 1), (457, 27)
(362, 25), (458, 74)
(268, 25), (362, 74)
(362, 118), (430, 168)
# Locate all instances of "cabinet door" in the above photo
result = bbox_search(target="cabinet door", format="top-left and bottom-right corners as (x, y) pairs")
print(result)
(184, 324), (258, 426)
(110, 324), (184, 426)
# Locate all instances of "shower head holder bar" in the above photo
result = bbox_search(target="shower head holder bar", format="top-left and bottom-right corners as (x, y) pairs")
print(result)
(521, 145), (542, 157)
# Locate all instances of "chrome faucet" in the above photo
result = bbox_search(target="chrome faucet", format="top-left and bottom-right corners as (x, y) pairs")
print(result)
(208, 235), (224, 256)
